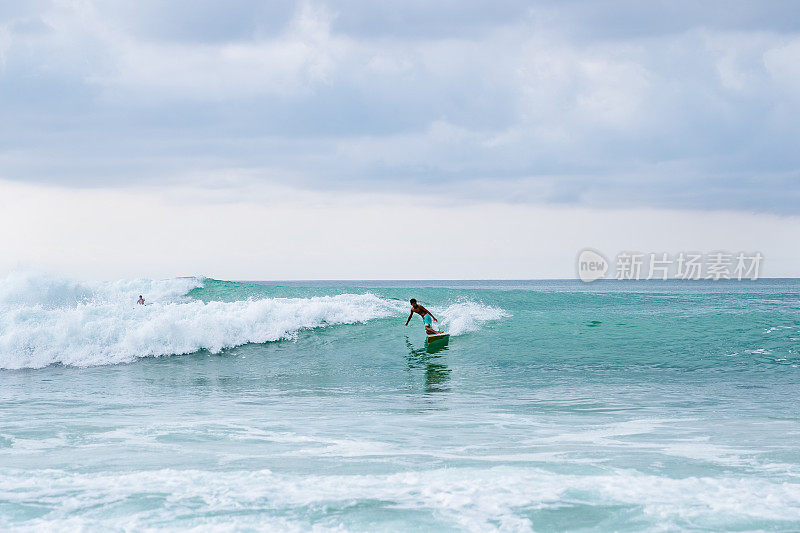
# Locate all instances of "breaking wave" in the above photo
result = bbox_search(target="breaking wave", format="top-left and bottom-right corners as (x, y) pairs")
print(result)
(0, 271), (506, 369)
(0, 271), (400, 369)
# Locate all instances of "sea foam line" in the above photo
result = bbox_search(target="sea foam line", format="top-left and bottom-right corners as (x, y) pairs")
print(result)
(1, 467), (799, 531)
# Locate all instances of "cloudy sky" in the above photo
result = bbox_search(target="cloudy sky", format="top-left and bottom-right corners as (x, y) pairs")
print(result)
(1, 0), (799, 279)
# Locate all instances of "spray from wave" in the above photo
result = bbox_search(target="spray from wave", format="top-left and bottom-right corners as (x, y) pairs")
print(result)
(0, 270), (202, 308)
(436, 299), (509, 336)
(0, 272), (508, 369)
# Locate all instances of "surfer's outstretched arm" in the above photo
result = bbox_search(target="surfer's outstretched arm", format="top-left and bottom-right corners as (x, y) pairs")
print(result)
(405, 311), (413, 326)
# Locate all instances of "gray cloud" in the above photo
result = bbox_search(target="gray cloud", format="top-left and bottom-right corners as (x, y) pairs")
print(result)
(0, 0), (799, 213)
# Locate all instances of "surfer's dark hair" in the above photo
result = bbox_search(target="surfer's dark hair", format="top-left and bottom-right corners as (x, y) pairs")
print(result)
(410, 299), (416, 304)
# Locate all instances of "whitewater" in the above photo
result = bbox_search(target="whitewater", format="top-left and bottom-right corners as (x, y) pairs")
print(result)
(2, 272), (800, 531)
(0, 271), (505, 369)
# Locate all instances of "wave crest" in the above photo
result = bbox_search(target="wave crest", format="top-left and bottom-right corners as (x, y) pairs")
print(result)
(0, 270), (203, 309)
(0, 272), (401, 369)
(0, 272), (508, 369)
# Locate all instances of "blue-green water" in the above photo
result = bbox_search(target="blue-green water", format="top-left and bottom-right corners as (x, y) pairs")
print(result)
(2, 274), (800, 531)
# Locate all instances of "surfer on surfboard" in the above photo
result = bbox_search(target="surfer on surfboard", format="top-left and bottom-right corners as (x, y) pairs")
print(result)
(405, 299), (443, 334)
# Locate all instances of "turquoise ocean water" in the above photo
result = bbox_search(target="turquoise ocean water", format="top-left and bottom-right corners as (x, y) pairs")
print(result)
(2, 272), (800, 531)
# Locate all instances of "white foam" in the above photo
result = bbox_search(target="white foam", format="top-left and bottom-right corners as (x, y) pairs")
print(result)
(0, 271), (509, 369)
(0, 271), (404, 369)
(0, 270), (203, 308)
(435, 299), (509, 336)
(2, 467), (800, 531)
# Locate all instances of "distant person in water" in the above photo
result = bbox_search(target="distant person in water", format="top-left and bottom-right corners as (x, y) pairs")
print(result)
(137, 295), (145, 305)
(405, 298), (442, 334)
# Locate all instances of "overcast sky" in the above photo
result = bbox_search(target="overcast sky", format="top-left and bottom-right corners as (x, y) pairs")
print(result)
(1, 1), (799, 278)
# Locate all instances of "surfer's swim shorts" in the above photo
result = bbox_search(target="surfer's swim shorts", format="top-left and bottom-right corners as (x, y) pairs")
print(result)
(423, 314), (432, 326)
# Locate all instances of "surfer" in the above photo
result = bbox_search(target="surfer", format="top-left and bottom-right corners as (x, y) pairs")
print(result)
(137, 295), (145, 305)
(405, 299), (442, 334)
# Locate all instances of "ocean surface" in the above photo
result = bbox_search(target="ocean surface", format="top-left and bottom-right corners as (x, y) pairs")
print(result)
(2, 271), (800, 531)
